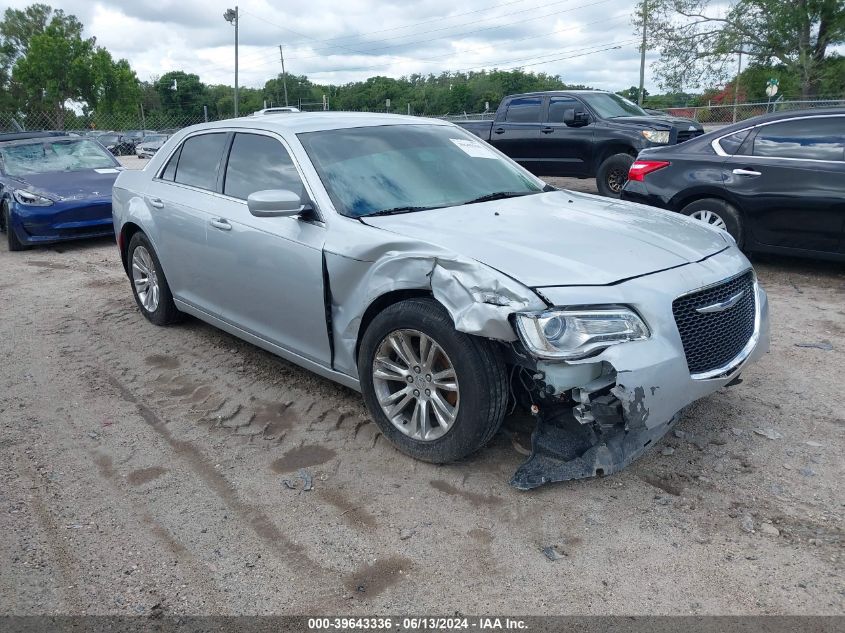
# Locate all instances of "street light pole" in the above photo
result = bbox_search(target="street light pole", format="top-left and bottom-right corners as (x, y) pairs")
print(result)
(638, 0), (647, 106)
(224, 7), (239, 117)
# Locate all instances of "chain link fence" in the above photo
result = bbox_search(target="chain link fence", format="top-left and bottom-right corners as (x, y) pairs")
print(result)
(2, 98), (842, 140)
(660, 99), (845, 126)
(0, 111), (214, 137)
(440, 99), (845, 127)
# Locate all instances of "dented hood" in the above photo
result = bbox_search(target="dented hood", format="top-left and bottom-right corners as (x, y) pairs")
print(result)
(361, 190), (728, 287)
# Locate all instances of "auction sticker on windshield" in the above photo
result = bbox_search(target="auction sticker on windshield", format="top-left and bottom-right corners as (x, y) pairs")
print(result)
(449, 137), (498, 159)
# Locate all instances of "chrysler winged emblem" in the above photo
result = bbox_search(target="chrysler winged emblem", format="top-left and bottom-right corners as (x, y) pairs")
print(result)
(695, 290), (745, 314)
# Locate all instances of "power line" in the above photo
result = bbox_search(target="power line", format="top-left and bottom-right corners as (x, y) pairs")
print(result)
(304, 38), (639, 76)
(240, 0), (614, 64)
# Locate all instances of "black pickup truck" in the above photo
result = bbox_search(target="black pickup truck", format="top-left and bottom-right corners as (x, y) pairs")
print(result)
(456, 90), (703, 197)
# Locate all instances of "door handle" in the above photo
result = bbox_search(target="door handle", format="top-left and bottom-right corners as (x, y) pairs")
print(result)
(210, 218), (232, 231)
(147, 197), (164, 209)
(540, 127), (554, 134)
(493, 127), (505, 134)
(732, 168), (761, 176)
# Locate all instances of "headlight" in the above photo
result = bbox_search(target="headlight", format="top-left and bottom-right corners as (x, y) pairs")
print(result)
(515, 307), (649, 359)
(12, 189), (53, 206)
(642, 130), (670, 144)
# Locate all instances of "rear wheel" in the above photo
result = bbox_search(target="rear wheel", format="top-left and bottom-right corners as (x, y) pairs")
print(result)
(358, 298), (507, 464)
(681, 198), (744, 247)
(596, 153), (635, 198)
(3, 201), (27, 251)
(127, 232), (182, 325)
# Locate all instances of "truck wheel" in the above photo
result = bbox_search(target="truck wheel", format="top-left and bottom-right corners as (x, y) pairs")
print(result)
(358, 297), (507, 464)
(597, 153), (634, 198)
(681, 198), (744, 247)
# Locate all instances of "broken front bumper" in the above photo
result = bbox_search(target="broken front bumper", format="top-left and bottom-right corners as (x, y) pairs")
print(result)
(511, 247), (770, 490)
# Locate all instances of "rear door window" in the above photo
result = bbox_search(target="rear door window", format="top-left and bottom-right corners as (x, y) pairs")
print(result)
(752, 117), (845, 161)
(504, 97), (542, 123)
(173, 133), (228, 190)
(223, 133), (305, 200)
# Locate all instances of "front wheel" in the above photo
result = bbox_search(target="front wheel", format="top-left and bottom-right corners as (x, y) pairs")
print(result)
(127, 232), (182, 325)
(596, 153), (634, 198)
(681, 198), (744, 247)
(358, 298), (507, 464)
(3, 201), (27, 251)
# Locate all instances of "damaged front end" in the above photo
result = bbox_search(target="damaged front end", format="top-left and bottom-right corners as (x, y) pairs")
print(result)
(326, 218), (769, 490)
(506, 252), (769, 490)
(506, 357), (683, 490)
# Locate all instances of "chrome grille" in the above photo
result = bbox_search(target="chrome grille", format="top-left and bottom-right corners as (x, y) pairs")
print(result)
(672, 271), (756, 376)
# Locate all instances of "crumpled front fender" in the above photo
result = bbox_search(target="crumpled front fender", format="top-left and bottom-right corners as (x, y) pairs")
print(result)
(324, 219), (547, 378)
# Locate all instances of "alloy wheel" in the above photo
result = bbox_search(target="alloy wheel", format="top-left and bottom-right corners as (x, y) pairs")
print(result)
(372, 329), (460, 442)
(131, 246), (160, 312)
(607, 167), (627, 193)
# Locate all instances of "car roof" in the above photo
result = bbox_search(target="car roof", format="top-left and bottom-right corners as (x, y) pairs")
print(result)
(0, 131), (68, 143)
(505, 90), (612, 99)
(176, 112), (452, 136)
(0, 134), (81, 147)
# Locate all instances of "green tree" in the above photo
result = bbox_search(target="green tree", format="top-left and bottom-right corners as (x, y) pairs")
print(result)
(89, 48), (141, 117)
(0, 3), (84, 112)
(617, 86), (649, 101)
(156, 71), (207, 121)
(636, 0), (845, 98)
(12, 17), (95, 126)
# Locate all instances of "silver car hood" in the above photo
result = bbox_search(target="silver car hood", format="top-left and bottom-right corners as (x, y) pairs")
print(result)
(361, 191), (729, 287)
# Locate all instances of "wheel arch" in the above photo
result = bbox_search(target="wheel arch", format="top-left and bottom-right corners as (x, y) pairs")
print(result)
(118, 222), (144, 274)
(593, 143), (638, 173)
(670, 188), (744, 215)
(354, 288), (436, 366)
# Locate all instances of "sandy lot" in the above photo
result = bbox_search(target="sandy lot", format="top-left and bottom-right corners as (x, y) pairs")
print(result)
(0, 168), (842, 616)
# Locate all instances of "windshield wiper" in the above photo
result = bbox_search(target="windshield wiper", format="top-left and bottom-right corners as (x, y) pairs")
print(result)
(365, 205), (442, 217)
(459, 191), (537, 206)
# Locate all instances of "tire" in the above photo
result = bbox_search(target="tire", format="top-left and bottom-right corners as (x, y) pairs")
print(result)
(3, 201), (27, 251)
(358, 297), (507, 464)
(127, 232), (182, 325)
(596, 153), (635, 198)
(681, 198), (744, 247)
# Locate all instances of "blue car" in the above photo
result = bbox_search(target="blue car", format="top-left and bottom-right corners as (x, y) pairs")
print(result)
(0, 133), (122, 250)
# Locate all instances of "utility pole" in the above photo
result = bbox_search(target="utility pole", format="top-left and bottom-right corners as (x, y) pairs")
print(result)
(279, 45), (289, 106)
(638, 0), (647, 106)
(224, 7), (239, 117)
(732, 40), (743, 123)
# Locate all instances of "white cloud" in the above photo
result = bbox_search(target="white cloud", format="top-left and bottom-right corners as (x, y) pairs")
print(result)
(6, 0), (656, 91)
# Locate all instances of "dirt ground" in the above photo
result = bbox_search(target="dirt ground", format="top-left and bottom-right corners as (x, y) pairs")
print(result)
(0, 168), (843, 616)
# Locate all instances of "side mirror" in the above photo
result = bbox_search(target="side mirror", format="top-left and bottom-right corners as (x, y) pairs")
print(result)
(563, 109), (590, 127)
(247, 189), (312, 218)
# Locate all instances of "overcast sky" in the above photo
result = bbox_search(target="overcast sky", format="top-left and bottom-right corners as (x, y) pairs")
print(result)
(9, 0), (662, 91)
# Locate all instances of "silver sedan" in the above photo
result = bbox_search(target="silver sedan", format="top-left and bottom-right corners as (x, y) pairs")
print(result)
(112, 113), (769, 489)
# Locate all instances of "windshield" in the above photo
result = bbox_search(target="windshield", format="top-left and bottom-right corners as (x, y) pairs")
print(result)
(580, 93), (647, 118)
(0, 139), (117, 176)
(141, 135), (167, 143)
(298, 124), (542, 218)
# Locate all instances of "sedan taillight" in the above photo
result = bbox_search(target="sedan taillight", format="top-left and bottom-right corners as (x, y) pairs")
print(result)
(628, 160), (670, 182)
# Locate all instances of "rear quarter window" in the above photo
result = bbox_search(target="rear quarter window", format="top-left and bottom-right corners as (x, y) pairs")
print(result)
(173, 133), (228, 190)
